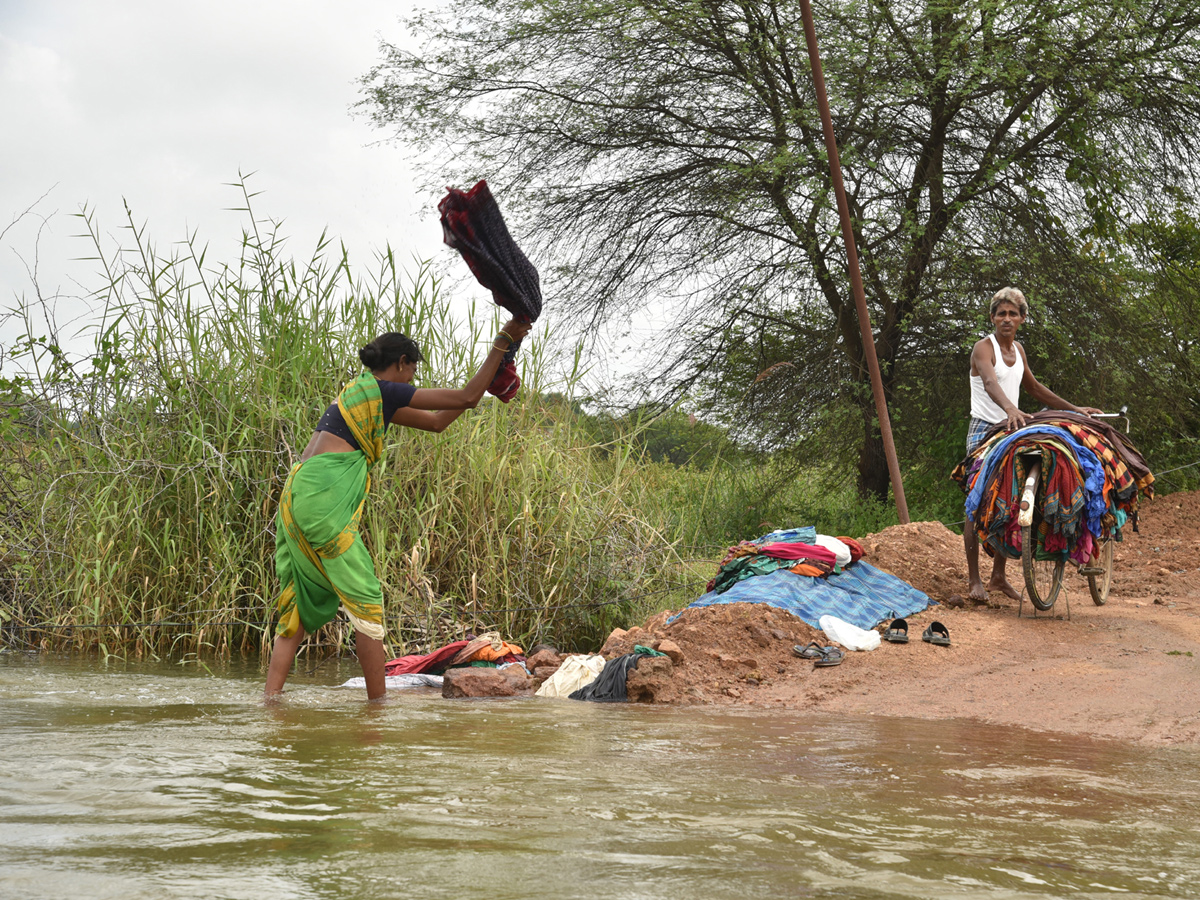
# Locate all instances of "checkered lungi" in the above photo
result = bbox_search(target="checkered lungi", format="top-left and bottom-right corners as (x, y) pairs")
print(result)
(966, 416), (999, 454)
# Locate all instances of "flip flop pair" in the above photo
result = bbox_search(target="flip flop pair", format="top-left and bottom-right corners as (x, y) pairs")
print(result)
(792, 641), (845, 667)
(883, 618), (950, 646)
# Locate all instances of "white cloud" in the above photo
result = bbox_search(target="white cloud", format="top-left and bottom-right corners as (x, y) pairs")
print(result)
(1, 0), (453, 359)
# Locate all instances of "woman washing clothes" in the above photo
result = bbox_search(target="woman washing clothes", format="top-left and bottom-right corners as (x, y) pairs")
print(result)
(265, 319), (532, 701)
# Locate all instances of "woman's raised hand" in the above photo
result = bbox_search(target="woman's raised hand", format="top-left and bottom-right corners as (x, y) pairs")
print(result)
(501, 318), (532, 343)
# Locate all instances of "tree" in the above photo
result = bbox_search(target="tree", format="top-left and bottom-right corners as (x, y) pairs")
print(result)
(1118, 207), (1200, 481)
(361, 0), (1200, 498)
(596, 402), (753, 467)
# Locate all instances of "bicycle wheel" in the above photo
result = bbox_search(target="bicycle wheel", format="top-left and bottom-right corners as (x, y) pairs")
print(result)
(1022, 525), (1065, 611)
(1087, 538), (1114, 605)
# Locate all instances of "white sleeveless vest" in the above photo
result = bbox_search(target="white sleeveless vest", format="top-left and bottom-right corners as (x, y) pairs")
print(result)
(970, 333), (1024, 423)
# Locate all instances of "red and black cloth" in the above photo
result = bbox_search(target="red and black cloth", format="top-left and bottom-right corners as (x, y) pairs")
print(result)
(439, 180), (542, 402)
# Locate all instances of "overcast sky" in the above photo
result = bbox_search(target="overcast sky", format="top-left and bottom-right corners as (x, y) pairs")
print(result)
(1, 0), (657, 403)
(0, 1), (472, 360)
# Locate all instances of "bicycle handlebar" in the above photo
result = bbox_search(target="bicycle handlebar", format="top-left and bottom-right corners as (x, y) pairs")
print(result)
(1089, 405), (1130, 434)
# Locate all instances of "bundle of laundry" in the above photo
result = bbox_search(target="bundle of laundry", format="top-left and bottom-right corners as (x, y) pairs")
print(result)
(438, 180), (542, 402)
(707, 525), (865, 594)
(532, 646), (668, 702)
(384, 631), (525, 676)
(569, 646), (667, 702)
(952, 412), (1153, 564)
(535, 654), (605, 698)
(675, 531), (926, 631)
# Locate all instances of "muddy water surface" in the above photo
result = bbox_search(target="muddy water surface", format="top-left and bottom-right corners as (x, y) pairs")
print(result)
(1, 654), (1197, 899)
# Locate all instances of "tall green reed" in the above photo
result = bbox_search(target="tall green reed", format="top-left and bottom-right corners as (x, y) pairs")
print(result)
(0, 184), (697, 660)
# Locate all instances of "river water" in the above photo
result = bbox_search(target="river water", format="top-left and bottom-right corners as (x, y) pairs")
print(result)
(1, 654), (1197, 899)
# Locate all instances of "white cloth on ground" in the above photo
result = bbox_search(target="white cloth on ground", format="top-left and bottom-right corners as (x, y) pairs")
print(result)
(535, 654), (606, 698)
(340, 674), (444, 689)
(819, 614), (881, 651)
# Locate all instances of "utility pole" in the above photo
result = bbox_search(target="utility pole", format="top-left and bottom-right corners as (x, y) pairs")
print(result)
(797, 0), (910, 523)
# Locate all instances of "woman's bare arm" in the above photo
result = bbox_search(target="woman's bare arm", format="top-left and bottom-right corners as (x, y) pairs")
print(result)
(390, 407), (466, 433)
(407, 319), (532, 412)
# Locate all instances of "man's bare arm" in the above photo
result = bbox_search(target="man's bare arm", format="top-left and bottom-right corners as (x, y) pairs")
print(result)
(1017, 345), (1102, 416)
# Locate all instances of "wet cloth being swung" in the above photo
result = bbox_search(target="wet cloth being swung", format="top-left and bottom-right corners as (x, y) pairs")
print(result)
(439, 180), (542, 401)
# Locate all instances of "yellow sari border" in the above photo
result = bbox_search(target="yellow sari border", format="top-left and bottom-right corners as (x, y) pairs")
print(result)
(337, 372), (385, 467)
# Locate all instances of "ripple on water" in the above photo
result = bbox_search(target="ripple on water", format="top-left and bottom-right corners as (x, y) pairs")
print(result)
(2, 654), (1199, 898)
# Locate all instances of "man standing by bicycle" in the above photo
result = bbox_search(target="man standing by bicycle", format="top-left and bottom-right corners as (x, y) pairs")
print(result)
(965, 287), (1103, 602)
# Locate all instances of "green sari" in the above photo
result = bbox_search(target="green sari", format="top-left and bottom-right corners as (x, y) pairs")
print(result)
(274, 372), (387, 639)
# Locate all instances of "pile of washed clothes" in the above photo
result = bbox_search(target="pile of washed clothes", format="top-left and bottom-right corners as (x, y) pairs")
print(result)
(670, 524), (932, 631)
(707, 528), (864, 592)
(383, 631), (526, 676)
(336, 631), (529, 690)
(533, 645), (666, 702)
(952, 410), (1155, 563)
(356, 630), (663, 703)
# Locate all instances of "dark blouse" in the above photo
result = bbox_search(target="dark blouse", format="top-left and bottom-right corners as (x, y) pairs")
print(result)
(315, 379), (417, 450)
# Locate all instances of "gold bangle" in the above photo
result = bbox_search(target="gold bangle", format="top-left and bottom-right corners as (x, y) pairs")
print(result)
(492, 340), (510, 352)
(498, 330), (516, 343)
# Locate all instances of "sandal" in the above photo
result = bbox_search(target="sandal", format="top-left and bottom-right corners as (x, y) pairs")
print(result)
(814, 646), (844, 667)
(921, 621), (951, 646)
(793, 641), (825, 659)
(883, 618), (909, 644)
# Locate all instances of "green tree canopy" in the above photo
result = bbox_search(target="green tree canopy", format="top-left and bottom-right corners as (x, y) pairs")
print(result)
(361, 0), (1200, 498)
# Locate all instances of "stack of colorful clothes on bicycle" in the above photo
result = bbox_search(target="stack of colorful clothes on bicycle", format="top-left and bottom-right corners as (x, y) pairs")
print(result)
(668, 526), (932, 631)
(953, 411), (1154, 564)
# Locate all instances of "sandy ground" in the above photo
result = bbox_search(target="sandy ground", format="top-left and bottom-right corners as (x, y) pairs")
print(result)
(607, 489), (1200, 745)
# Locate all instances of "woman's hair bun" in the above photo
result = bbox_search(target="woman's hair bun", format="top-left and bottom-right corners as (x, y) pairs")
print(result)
(359, 342), (382, 369)
(359, 332), (423, 371)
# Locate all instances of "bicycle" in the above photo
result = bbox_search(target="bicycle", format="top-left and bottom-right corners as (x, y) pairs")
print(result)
(1015, 409), (1129, 612)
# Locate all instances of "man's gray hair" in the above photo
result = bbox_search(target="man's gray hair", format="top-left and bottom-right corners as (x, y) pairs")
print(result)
(990, 286), (1028, 318)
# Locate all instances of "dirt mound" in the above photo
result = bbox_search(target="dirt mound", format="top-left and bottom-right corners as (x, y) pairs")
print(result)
(856, 520), (966, 601)
(1111, 489), (1200, 602)
(563, 490), (1200, 743)
(852, 489), (1200, 604)
(596, 604), (823, 704)
(597, 520), (967, 704)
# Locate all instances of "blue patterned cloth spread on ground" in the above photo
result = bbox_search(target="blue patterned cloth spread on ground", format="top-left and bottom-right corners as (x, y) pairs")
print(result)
(666, 562), (932, 630)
